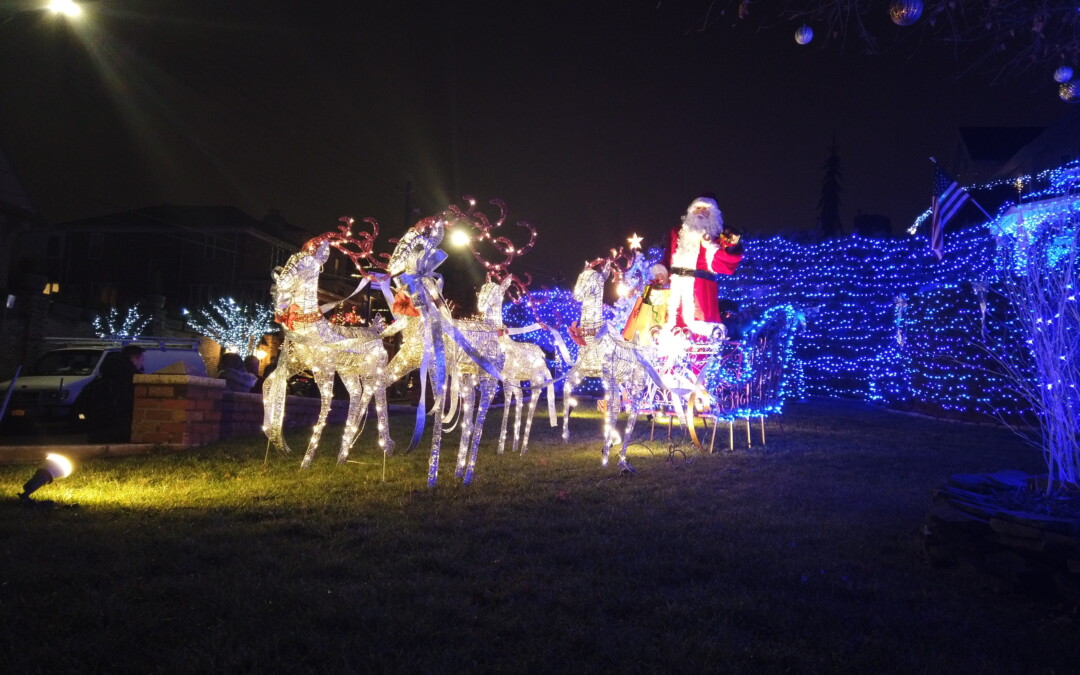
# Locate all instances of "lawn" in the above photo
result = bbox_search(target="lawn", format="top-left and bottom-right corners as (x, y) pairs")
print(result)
(1, 398), (1076, 673)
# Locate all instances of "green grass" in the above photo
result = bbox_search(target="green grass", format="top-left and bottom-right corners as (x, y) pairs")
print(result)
(0, 399), (1075, 673)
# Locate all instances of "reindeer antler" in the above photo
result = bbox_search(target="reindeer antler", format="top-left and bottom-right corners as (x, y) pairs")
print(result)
(302, 217), (388, 275)
(448, 196), (537, 279)
(584, 246), (634, 285)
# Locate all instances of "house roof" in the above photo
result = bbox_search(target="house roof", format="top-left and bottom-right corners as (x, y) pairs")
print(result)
(958, 126), (1045, 163)
(995, 104), (1080, 178)
(49, 204), (310, 249)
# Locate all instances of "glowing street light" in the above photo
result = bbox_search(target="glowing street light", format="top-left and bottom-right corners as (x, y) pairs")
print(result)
(47, 0), (82, 18)
(1, 0), (85, 30)
(449, 228), (471, 248)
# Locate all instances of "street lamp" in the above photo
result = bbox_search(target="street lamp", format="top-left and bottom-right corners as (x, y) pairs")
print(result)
(47, 1), (82, 18)
(1, 1), (86, 27)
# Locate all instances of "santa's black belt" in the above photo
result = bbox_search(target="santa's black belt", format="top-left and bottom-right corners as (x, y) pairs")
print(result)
(670, 267), (721, 282)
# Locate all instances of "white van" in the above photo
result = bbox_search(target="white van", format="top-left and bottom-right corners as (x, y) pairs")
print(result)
(0, 337), (208, 423)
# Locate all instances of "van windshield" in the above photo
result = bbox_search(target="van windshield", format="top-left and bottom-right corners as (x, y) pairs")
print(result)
(31, 350), (105, 376)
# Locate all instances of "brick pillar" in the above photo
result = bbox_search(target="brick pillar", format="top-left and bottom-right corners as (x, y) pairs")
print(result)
(131, 374), (226, 446)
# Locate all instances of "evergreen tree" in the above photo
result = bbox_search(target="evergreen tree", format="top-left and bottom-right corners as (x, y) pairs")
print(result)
(818, 135), (843, 238)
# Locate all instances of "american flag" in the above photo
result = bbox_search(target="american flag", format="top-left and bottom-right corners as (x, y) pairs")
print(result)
(929, 163), (972, 261)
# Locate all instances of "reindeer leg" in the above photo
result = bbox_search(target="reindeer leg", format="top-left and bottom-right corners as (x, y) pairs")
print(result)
(371, 374), (394, 456)
(301, 369), (337, 469)
(601, 375), (620, 468)
(511, 383), (524, 454)
(464, 376), (497, 485)
(618, 385), (640, 475)
(521, 381), (540, 455)
(562, 378), (574, 442)
(455, 373), (477, 479)
(427, 387), (445, 488)
(546, 382), (557, 427)
(497, 380), (511, 455)
(337, 373), (370, 465)
(262, 365), (291, 455)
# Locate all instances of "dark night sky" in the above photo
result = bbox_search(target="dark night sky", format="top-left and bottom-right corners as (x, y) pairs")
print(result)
(0, 0), (1067, 283)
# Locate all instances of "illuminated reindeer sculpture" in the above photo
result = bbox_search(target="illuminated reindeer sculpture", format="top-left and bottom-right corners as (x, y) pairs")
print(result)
(262, 219), (393, 468)
(474, 272), (558, 456)
(379, 200), (527, 486)
(562, 249), (659, 473)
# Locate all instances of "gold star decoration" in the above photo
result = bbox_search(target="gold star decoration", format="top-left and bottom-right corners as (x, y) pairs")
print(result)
(627, 233), (643, 250)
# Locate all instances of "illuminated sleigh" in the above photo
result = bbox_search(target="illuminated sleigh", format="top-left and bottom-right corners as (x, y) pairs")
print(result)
(642, 304), (803, 451)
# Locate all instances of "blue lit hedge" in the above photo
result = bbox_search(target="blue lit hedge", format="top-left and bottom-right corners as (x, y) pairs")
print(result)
(503, 160), (1080, 422)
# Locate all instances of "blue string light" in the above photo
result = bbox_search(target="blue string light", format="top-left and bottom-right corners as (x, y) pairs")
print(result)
(502, 161), (1080, 423)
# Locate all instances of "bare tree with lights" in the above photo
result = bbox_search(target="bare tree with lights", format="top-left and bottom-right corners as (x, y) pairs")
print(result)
(184, 297), (273, 357)
(985, 215), (1080, 493)
(92, 304), (150, 339)
(694, 1), (1080, 89)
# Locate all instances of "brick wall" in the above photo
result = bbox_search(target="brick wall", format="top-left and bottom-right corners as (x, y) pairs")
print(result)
(131, 373), (348, 446)
(131, 374), (225, 446)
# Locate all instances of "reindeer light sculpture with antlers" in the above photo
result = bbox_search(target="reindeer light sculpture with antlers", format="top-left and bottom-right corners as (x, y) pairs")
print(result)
(262, 218), (393, 468)
(562, 248), (662, 473)
(474, 272), (558, 456)
(378, 201), (521, 487)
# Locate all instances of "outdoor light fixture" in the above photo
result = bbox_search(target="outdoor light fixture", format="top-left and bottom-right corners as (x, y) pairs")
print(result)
(19, 453), (73, 505)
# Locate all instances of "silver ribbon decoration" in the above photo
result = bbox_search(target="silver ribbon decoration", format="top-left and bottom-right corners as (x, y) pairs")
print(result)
(396, 247), (506, 451)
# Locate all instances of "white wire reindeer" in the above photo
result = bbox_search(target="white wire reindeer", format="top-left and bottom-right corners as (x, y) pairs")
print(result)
(561, 251), (658, 473)
(474, 274), (558, 456)
(378, 204), (512, 487)
(262, 221), (393, 468)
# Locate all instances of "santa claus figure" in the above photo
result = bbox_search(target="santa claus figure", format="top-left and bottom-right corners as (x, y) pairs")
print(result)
(664, 196), (743, 336)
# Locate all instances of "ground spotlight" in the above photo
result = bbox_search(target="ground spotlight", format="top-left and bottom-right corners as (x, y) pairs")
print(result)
(19, 453), (73, 506)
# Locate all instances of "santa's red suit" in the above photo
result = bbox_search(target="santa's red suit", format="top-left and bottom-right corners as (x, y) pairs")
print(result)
(664, 197), (743, 335)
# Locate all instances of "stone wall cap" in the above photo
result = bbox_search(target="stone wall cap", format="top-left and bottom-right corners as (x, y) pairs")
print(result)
(135, 374), (225, 387)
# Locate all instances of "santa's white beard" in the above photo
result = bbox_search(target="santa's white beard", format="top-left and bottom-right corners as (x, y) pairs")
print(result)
(681, 210), (722, 240)
(671, 226), (702, 269)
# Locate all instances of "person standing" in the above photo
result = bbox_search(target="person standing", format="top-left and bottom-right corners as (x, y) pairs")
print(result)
(85, 344), (145, 443)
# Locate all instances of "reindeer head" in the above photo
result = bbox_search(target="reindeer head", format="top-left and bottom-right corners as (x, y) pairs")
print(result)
(270, 239), (331, 310)
(386, 215), (447, 278)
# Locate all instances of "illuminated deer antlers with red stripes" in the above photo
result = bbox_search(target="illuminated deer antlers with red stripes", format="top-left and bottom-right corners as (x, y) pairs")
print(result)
(584, 246), (634, 285)
(447, 196), (537, 281)
(302, 216), (388, 274)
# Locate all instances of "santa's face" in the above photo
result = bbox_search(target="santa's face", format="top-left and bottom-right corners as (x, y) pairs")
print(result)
(682, 199), (723, 239)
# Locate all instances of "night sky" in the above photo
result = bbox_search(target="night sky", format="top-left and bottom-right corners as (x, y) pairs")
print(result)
(0, 0), (1066, 284)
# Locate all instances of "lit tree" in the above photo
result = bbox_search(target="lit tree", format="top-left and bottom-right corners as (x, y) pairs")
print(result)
(692, 1), (1080, 84)
(986, 207), (1080, 493)
(818, 135), (843, 239)
(184, 297), (273, 357)
(92, 304), (150, 339)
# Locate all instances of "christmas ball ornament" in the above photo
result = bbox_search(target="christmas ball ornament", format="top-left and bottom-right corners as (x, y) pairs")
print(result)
(794, 25), (813, 45)
(1054, 66), (1074, 84)
(1060, 80), (1080, 102)
(889, 0), (923, 27)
